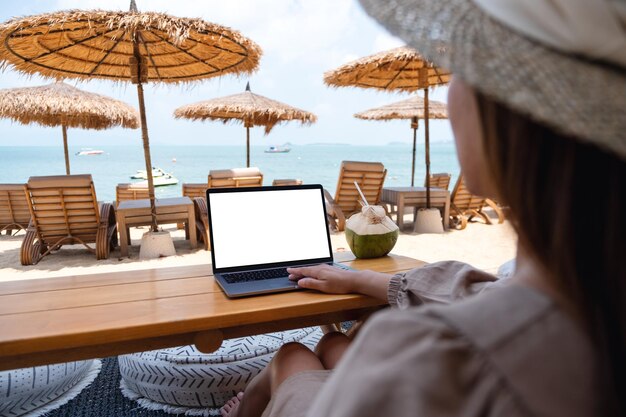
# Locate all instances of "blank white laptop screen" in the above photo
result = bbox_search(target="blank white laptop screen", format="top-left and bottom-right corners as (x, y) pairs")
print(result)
(209, 188), (331, 269)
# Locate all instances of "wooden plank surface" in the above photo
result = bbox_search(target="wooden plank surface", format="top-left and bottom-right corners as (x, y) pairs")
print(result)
(0, 253), (424, 370)
(117, 196), (191, 211)
(0, 263), (212, 295)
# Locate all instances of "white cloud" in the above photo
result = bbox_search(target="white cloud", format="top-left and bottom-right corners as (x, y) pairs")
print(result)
(371, 32), (404, 53)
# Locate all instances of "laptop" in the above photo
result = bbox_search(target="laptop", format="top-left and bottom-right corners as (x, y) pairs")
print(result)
(206, 184), (351, 298)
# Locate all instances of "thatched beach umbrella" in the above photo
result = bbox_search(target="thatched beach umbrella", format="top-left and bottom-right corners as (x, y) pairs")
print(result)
(354, 94), (448, 187)
(0, 81), (139, 174)
(325, 46), (450, 207)
(0, 2), (261, 235)
(174, 82), (317, 167)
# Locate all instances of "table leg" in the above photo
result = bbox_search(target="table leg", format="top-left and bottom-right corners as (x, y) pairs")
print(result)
(443, 194), (450, 230)
(187, 205), (197, 249)
(118, 215), (129, 257)
(397, 195), (405, 231)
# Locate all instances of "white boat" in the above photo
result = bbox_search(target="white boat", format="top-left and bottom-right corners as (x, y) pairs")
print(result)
(130, 167), (168, 179)
(75, 148), (104, 156)
(264, 145), (291, 153)
(133, 174), (179, 187)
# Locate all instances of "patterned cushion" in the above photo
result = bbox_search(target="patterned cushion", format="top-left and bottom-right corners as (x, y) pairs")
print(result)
(0, 360), (100, 417)
(119, 327), (323, 413)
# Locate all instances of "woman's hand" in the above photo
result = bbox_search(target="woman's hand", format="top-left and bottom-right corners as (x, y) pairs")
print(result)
(288, 265), (393, 301)
(287, 264), (357, 294)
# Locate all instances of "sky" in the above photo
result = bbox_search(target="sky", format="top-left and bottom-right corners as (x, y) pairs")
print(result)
(0, 0), (452, 147)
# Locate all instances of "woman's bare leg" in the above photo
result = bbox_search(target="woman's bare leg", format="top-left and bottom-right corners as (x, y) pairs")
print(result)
(223, 342), (325, 417)
(221, 333), (352, 417)
(314, 331), (351, 369)
(268, 342), (326, 393)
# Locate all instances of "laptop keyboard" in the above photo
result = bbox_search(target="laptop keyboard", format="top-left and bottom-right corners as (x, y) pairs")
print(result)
(222, 268), (291, 284)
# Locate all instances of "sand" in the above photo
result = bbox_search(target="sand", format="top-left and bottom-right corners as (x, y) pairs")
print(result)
(0, 208), (517, 282)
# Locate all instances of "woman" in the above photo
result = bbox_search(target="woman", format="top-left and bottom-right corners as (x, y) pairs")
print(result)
(221, 0), (626, 416)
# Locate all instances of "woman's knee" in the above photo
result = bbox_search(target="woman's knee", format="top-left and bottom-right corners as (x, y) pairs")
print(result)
(277, 341), (309, 353)
(315, 331), (350, 369)
(270, 342), (324, 392)
(273, 342), (313, 364)
(316, 331), (350, 355)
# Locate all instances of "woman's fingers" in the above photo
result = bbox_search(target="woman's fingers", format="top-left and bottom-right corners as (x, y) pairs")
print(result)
(287, 264), (355, 294)
(296, 277), (325, 291)
(287, 265), (325, 280)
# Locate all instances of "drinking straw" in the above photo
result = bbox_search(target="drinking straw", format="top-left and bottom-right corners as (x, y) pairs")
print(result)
(354, 181), (369, 206)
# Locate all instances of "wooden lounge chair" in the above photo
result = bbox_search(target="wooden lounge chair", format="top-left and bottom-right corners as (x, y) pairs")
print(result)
(182, 183), (208, 200)
(449, 174), (504, 229)
(208, 167), (263, 188)
(20, 174), (117, 265)
(0, 184), (30, 236)
(116, 183), (150, 206)
(484, 198), (506, 224)
(183, 167), (264, 201)
(272, 179), (303, 186)
(179, 183), (209, 233)
(425, 172), (452, 190)
(324, 161), (387, 231)
(190, 167), (264, 251)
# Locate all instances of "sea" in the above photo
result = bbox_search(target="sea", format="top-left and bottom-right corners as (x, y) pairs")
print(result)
(0, 143), (460, 202)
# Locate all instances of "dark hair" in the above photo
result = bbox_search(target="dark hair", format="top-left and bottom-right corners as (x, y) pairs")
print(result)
(475, 92), (626, 416)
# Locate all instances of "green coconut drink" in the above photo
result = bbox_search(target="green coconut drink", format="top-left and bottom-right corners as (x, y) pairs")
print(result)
(345, 205), (399, 258)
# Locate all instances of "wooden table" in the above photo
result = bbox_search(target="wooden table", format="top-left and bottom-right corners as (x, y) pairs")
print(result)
(116, 197), (197, 257)
(0, 253), (425, 371)
(381, 187), (450, 231)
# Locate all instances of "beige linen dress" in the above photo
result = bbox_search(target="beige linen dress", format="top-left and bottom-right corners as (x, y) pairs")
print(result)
(261, 261), (598, 417)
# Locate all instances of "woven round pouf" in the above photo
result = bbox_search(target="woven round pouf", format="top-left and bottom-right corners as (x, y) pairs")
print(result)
(119, 327), (323, 416)
(0, 359), (101, 417)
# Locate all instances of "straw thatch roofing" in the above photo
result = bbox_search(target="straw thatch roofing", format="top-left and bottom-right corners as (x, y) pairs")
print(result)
(0, 9), (261, 84)
(354, 95), (447, 121)
(174, 85), (317, 134)
(0, 82), (139, 129)
(324, 46), (450, 92)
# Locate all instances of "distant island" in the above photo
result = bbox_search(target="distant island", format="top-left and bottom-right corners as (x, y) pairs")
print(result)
(306, 143), (352, 146)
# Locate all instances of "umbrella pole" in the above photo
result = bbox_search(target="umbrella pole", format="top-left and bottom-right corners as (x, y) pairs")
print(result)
(411, 117), (418, 187)
(62, 125), (70, 175)
(135, 82), (158, 233)
(424, 88), (431, 208)
(131, 40), (158, 233)
(246, 126), (250, 168)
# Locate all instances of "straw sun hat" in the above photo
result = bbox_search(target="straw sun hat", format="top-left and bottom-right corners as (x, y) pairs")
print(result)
(358, 0), (626, 160)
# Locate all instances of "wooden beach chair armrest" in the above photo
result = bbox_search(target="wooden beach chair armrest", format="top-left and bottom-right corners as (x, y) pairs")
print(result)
(98, 202), (116, 234)
(323, 189), (344, 215)
(192, 197), (210, 250)
(323, 188), (336, 206)
(96, 202), (117, 260)
(25, 219), (36, 233)
(323, 188), (346, 231)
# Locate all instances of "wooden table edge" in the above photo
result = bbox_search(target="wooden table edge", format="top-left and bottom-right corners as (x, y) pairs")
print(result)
(0, 255), (424, 371)
(0, 306), (383, 371)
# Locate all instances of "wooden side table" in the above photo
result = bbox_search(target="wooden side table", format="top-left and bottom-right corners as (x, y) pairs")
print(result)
(381, 187), (450, 231)
(116, 197), (197, 257)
